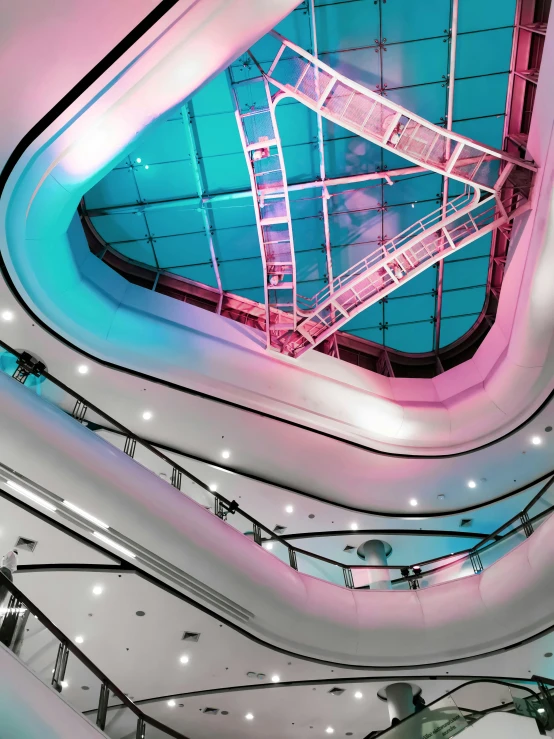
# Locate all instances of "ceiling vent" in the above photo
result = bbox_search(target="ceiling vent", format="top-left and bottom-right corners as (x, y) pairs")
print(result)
(273, 525), (286, 535)
(343, 545), (356, 553)
(203, 707), (219, 715)
(182, 631), (201, 642)
(459, 518), (473, 528)
(328, 687), (345, 696)
(15, 537), (37, 552)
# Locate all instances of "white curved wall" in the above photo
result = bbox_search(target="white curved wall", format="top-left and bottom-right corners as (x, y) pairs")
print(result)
(0, 0), (553, 456)
(2, 372), (554, 667)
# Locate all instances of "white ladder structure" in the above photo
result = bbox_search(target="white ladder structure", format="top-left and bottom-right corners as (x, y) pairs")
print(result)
(229, 74), (298, 350)
(244, 33), (537, 356)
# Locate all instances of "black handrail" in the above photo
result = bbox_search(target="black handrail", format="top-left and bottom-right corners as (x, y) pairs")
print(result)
(1, 337), (554, 590)
(0, 571), (190, 739)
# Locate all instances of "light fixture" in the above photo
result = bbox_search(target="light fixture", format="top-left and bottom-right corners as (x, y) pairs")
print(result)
(136, 157), (142, 164)
(209, 484), (218, 492)
(93, 532), (136, 558)
(1, 310), (14, 321)
(77, 365), (89, 375)
(285, 505), (294, 514)
(354, 691), (363, 699)
(7, 481), (57, 512)
(532, 436), (542, 445)
(63, 501), (109, 530)
(75, 635), (84, 644)
(409, 499), (418, 507)
(144, 164), (149, 170)
(168, 700), (176, 707)
(325, 728), (334, 734)
(245, 713), (254, 721)
(350, 523), (358, 531)
(221, 450), (231, 459)
(264, 541), (274, 550)
(142, 411), (153, 421)
(60, 680), (68, 689)
(179, 655), (189, 665)
(467, 480), (477, 489)
(271, 674), (280, 683)
(538, 708), (546, 714)
(92, 585), (103, 596)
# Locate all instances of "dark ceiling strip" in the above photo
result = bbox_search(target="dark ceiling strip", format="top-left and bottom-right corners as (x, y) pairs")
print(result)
(86, 677), (537, 714)
(274, 528), (489, 541)
(7, 483), (554, 674)
(17, 563), (134, 574)
(90, 421), (554, 518)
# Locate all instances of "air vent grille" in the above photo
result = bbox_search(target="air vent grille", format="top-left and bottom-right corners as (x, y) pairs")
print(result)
(459, 518), (473, 528)
(15, 537), (37, 552)
(182, 631), (200, 642)
(328, 687), (345, 696)
(203, 707), (219, 715)
(343, 545), (355, 552)
(273, 525), (286, 535)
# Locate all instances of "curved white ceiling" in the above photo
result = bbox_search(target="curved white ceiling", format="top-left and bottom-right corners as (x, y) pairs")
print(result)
(0, 0), (553, 467)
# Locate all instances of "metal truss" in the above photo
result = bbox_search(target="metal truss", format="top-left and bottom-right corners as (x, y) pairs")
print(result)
(228, 71), (298, 350)
(247, 31), (536, 356)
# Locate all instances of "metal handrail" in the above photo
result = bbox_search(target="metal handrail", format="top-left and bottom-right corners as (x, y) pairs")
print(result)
(1, 337), (553, 590)
(0, 572), (190, 739)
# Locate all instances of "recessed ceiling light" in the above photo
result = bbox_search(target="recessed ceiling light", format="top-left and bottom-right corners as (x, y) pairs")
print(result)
(7, 481), (57, 512)
(531, 436), (542, 445)
(136, 157), (142, 163)
(538, 708), (546, 714)
(60, 680), (68, 689)
(92, 585), (103, 596)
(467, 480), (477, 489)
(179, 655), (189, 665)
(77, 365), (89, 375)
(285, 505), (294, 514)
(264, 541), (274, 550)
(1, 310), (14, 321)
(271, 674), (280, 683)
(168, 700), (176, 707)
(144, 164), (149, 170)
(350, 523), (358, 531)
(325, 728), (334, 734)
(142, 411), (153, 421)
(245, 713), (254, 721)
(75, 635), (84, 644)
(209, 483), (217, 492)
(354, 691), (363, 699)
(221, 450), (231, 459)
(409, 499), (418, 507)
(63, 501), (109, 530)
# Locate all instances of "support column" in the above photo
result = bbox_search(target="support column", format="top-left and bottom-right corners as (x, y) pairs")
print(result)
(358, 539), (391, 590)
(385, 683), (415, 725)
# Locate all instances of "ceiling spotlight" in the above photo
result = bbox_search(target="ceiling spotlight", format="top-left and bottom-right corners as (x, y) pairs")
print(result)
(271, 674), (280, 683)
(531, 436), (542, 445)
(144, 164), (149, 170)
(142, 411), (153, 421)
(136, 157), (142, 164)
(467, 480), (477, 489)
(60, 680), (68, 689)
(92, 585), (103, 596)
(326, 728), (335, 734)
(245, 713), (254, 721)
(179, 655), (189, 665)
(264, 541), (274, 550)
(538, 708), (546, 714)
(77, 365), (89, 375)
(1, 310), (14, 321)
(221, 450), (231, 459)
(354, 691), (363, 699)
(409, 499), (418, 507)
(350, 523), (358, 531)
(168, 700), (176, 707)
(285, 505), (294, 514)
(75, 635), (84, 644)
(209, 484), (217, 492)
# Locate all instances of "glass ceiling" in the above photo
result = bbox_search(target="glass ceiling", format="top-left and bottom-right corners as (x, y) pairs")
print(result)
(84, 0), (516, 355)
